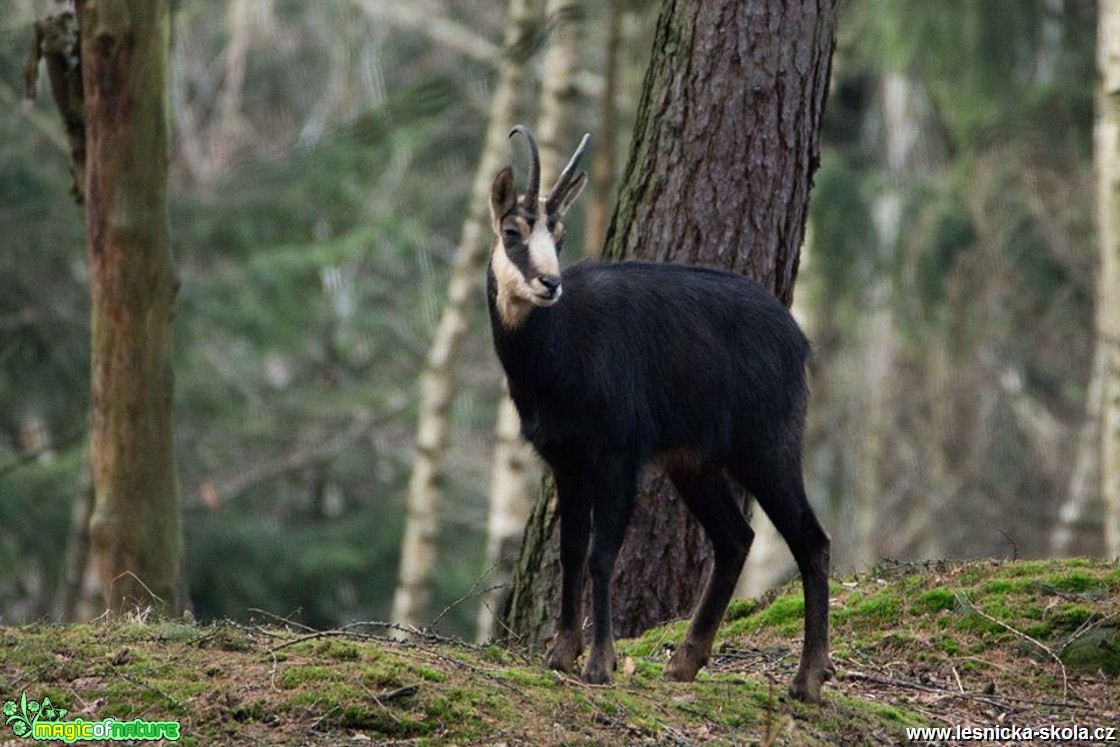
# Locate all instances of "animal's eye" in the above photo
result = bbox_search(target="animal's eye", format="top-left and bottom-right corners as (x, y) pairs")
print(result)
(503, 227), (521, 242)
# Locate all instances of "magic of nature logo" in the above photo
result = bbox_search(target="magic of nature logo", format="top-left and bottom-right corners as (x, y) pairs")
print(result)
(4, 692), (180, 742)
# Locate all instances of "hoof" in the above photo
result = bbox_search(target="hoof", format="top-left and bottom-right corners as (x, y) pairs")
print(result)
(581, 665), (613, 685)
(789, 651), (833, 703)
(663, 657), (700, 682)
(788, 681), (822, 704)
(544, 632), (582, 674)
(664, 641), (707, 682)
(581, 648), (617, 685)
(789, 669), (826, 704)
(582, 645), (618, 685)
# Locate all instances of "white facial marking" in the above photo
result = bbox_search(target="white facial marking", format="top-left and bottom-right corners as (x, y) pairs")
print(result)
(527, 215), (560, 280)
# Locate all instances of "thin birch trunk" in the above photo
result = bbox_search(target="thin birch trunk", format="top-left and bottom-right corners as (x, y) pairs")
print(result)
(535, 0), (579, 182)
(1095, 0), (1120, 557)
(209, 0), (254, 178)
(391, 0), (541, 633)
(56, 469), (103, 620)
(583, 0), (622, 256)
(476, 0), (580, 644)
(476, 392), (536, 641)
(1051, 346), (1105, 554)
(854, 72), (944, 566)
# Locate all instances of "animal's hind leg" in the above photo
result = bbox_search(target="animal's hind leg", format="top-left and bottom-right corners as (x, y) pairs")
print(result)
(732, 459), (832, 703)
(664, 463), (754, 682)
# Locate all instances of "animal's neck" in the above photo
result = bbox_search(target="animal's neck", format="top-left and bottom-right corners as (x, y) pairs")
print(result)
(487, 266), (557, 375)
(486, 256), (536, 331)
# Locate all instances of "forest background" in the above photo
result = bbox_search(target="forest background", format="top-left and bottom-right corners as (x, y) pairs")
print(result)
(0, 0), (1115, 643)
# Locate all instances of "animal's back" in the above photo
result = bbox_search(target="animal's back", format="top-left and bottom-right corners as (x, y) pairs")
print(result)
(516, 260), (810, 461)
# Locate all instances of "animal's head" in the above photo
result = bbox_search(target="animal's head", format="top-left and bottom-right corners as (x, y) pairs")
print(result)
(489, 126), (589, 326)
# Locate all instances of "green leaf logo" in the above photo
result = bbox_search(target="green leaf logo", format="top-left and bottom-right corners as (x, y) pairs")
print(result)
(4, 692), (51, 738)
(4, 693), (32, 737)
(39, 696), (67, 722)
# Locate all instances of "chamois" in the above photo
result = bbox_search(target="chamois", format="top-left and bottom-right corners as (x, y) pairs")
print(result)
(487, 126), (833, 703)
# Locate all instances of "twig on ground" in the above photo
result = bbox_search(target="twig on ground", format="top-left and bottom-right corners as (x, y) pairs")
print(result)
(955, 592), (1069, 701)
(428, 582), (502, 631)
(248, 608), (317, 633)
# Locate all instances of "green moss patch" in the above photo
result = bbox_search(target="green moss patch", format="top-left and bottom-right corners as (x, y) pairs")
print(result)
(0, 559), (1115, 746)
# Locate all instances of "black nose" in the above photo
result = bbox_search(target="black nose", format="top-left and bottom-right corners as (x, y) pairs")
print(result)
(539, 274), (561, 295)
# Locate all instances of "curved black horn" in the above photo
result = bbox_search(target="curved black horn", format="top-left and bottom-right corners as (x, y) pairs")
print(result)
(546, 133), (591, 212)
(509, 125), (541, 208)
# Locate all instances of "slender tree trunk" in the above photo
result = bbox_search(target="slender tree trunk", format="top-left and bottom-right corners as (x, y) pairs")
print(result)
(855, 72), (946, 565)
(583, 0), (622, 255)
(1052, 346), (1104, 554)
(79, 0), (184, 616)
(477, 392), (537, 641)
(535, 0), (579, 182)
(209, 0), (254, 179)
(1096, 0), (1120, 557)
(477, 0), (580, 643)
(503, 0), (839, 645)
(391, 0), (542, 633)
(56, 469), (103, 620)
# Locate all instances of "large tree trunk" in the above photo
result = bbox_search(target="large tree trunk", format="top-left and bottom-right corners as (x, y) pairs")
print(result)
(79, 0), (184, 616)
(391, 0), (542, 633)
(1096, 0), (1120, 557)
(503, 0), (839, 645)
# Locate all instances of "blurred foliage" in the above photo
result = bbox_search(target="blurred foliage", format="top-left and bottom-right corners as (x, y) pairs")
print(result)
(0, 0), (504, 632)
(806, 0), (1098, 561)
(849, 0), (1095, 146)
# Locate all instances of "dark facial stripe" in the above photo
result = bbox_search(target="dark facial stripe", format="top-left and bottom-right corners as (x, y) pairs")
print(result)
(506, 243), (535, 277)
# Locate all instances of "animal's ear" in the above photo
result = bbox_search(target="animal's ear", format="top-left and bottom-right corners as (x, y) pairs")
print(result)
(490, 166), (518, 231)
(550, 170), (587, 218)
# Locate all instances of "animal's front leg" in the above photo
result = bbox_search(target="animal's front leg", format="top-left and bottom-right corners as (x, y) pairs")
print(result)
(544, 467), (590, 675)
(582, 547), (619, 684)
(582, 462), (635, 685)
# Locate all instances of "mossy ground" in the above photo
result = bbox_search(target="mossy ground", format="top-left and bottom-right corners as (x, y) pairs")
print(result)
(1, 558), (1116, 745)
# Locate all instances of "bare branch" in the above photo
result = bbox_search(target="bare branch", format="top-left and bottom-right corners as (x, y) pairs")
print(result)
(0, 79), (68, 154)
(192, 405), (403, 508)
(352, 0), (603, 97)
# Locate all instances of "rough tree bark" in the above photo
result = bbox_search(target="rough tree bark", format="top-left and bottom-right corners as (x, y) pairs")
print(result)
(1095, 0), (1120, 557)
(391, 0), (542, 633)
(79, 0), (185, 615)
(503, 0), (839, 645)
